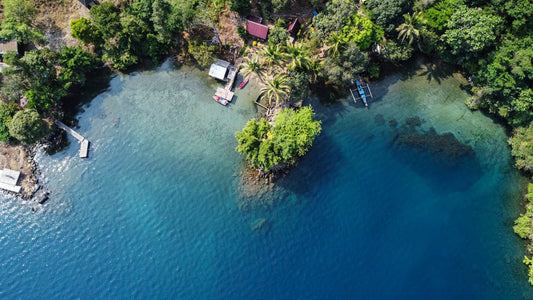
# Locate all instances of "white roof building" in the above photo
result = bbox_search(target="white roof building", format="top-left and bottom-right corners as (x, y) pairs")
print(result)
(208, 59), (231, 81)
(0, 168), (22, 193)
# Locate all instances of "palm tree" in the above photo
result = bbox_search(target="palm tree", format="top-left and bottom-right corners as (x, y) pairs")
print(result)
(285, 41), (311, 72)
(259, 74), (290, 107)
(396, 12), (422, 46)
(326, 32), (348, 57)
(260, 44), (284, 67)
(240, 55), (265, 82)
(308, 57), (323, 83)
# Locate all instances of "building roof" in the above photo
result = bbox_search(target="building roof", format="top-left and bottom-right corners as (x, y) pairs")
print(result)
(288, 19), (301, 35)
(0, 40), (18, 55)
(208, 59), (231, 80)
(19, 95), (28, 108)
(246, 16), (263, 24)
(78, 0), (96, 7)
(0, 168), (21, 186)
(246, 20), (269, 40)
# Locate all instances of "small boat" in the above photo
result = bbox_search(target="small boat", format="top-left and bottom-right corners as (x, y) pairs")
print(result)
(238, 78), (249, 89)
(212, 95), (228, 106)
(356, 80), (368, 107)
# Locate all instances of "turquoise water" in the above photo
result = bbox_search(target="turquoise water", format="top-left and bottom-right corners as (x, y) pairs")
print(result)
(0, 59), (531, 299)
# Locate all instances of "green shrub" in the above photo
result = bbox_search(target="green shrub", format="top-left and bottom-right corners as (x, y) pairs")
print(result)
(187, 40), (217, 67)
(514, 203), (533, 239)
(236, 107), (322, 172)
(368, 64), (380, 79)
(0, 102), (18, 143)
(237, 25), (247, 40)
(523, 256), (533, 285)
(509, 124), (533, 172)
(8, 109), (49, 145)
(230, 0), (251, 15)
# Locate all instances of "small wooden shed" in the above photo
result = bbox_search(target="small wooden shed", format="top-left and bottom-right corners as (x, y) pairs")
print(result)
(288, 18), (301, 37)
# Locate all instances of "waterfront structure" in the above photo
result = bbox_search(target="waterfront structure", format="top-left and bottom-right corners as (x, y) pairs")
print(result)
(0, 168), (22, 193)
(209, 59), (232, 81)
(54, 120), (90, 158)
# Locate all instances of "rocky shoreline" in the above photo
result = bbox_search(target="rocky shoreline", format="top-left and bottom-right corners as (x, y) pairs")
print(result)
(0, 143), (47, 202)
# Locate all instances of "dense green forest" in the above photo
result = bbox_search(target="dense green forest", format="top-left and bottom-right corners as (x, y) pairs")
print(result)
(1, 0), (533, 283)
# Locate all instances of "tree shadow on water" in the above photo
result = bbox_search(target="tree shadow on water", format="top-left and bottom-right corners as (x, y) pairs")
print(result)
(236, 132), (345, 211)
(61, 67), (114, 123)
(418, 61), (455, 85)
(275, 132), (345, 199)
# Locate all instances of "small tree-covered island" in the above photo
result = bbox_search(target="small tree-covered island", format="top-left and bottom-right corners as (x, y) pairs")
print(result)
(1, 0), (533, 289)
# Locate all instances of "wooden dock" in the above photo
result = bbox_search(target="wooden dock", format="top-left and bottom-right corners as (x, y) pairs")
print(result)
(225, 66), (239, 91)
(214, 66), (240, 103)
(54, 120), (90, 158)
(80, 140), (90, 158)
(215, 87), (234, 102)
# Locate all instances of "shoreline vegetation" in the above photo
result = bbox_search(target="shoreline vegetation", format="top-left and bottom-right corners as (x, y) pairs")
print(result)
(0, 0), (532, 284)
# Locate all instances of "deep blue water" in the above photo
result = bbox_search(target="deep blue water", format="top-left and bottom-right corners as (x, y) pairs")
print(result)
(1, 60), (531, 299)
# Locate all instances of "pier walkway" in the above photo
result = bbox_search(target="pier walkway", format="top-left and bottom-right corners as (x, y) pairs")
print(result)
(54, 120), (90, 158)
(215, 66), (240, 102)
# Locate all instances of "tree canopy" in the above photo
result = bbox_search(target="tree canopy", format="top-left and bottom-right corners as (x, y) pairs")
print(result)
(509, 124), (533, 172)
(8, 110), (49, 145)
(236, 107), (322, 172)
(0, 0), (44, 44)
(441, 6), (502, 59)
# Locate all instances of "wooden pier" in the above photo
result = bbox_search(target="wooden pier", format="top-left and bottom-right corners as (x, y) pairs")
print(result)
(225, 66), (239, 90)
(216, 66), (240, 102)
(54, 120), (90, 158)
(209, 59), (240, 104)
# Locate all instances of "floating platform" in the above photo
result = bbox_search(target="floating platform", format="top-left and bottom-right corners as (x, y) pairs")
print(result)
(80, 139), (90, 158)
(215, 87), (234, 102)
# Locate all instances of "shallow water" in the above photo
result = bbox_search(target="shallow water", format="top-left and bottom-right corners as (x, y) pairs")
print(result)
(0, 59), (531, 299)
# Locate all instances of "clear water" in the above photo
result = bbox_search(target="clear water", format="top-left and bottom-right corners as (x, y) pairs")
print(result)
(0, 59), (531, 299)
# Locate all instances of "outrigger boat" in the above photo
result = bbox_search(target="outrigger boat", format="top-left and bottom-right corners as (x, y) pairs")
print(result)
(238, 78), (249, 89)
(356, 79), (368, 107)
(212, 95), (229, 106)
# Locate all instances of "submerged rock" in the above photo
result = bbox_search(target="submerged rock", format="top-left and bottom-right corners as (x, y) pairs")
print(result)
(395, 126), (475, 163)
(251, 218), (268, 233)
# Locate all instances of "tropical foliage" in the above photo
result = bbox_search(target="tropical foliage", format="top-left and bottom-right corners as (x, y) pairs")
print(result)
(259, 74), (290, 106)
(324, 44), (369, 85)
(187, 41), (217, 67)
(0, 0), (44, 44)
(441, 6), (502, 59)
(396, 12), (422, 47)
(235, 107), (321, 172)
(70, 0), (189, 70)
(509, 124), (533, 172)
(8, 110), (49, 145)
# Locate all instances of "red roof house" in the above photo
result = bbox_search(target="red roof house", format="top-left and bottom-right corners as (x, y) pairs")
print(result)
(287, 18), (301, 37)
(246, 20), (269, 40)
